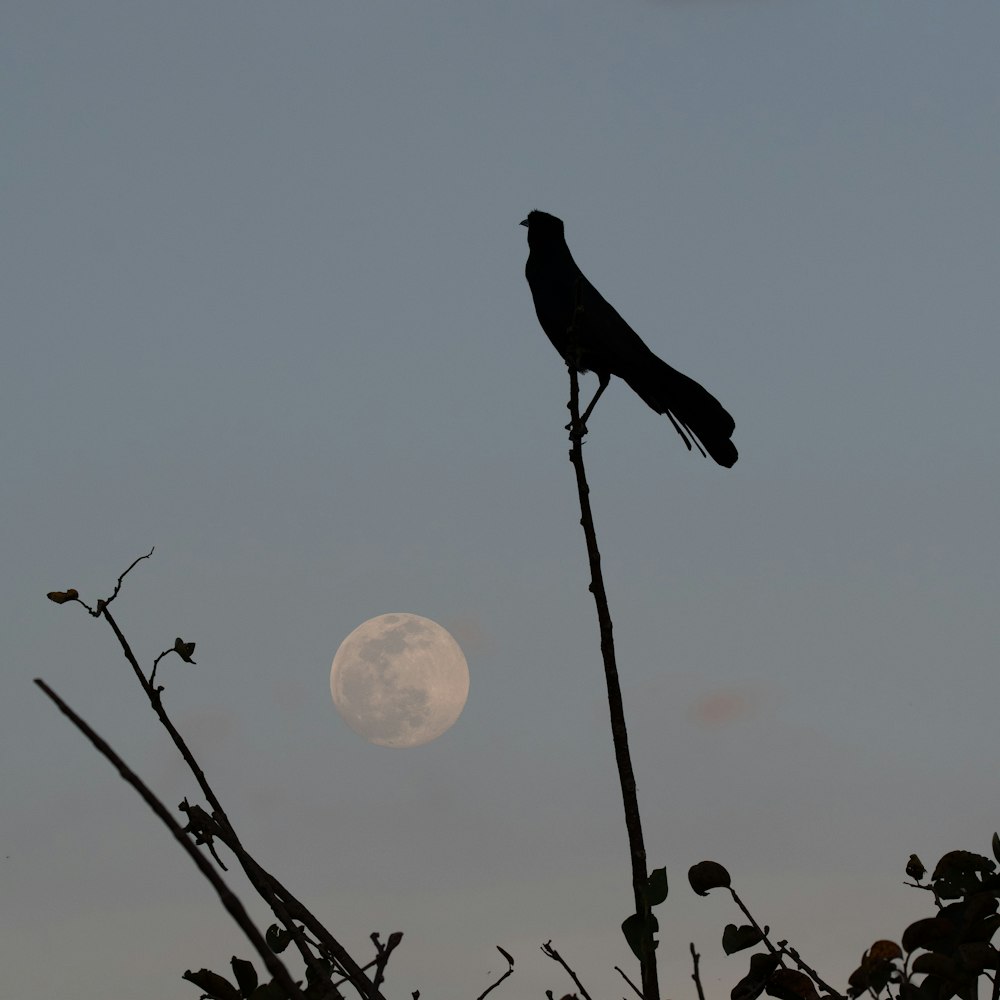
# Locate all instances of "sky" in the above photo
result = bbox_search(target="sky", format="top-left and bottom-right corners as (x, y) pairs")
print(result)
(3, 2), (999, 998)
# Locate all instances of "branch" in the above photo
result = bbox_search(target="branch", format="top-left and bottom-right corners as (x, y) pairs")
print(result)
(541, 940), (593, 1000)
(48, 555), (382, 1000)
(566, 366), (658, 1000)
(34, 678), (303, 1000)
(475, 946), (515, 1000)
(689, 943), (706, 1000)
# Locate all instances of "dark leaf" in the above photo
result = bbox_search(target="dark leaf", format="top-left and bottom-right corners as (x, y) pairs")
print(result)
(912, 954), (958, 979)
(249, 985), (291, 1000)
(931, 851), (995, 899)
(174, 637), (197, 663)
(723, 923), (764, 955)
(231, 957), (258, 997)
(731, 953), (782, 1000)
(992, 833), (1000, 866)
(689, 860), (732, 896)
(46, 589), (79, 604)
(766, 969), (820, 1000)
(965, 913), (1000, 945)
(957, 942), (999, 972)
(265, 924), (293, 954)
(182, 968), (241, 1000)
(303, 958), (333, 987)
(496, 946), (514, 967)
(902, 917), (955, 954)
(386, 930), (404, 950)
(646, 867), (669, 906)
(621, 911), (659, 960)
(869, 941), (903, 962)
(847, 941), (903, 998)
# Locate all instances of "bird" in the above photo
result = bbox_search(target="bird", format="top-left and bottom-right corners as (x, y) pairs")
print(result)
(521, 210), (738, 468)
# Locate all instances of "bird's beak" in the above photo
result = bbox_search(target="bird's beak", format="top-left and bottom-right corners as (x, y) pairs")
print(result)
(519, 218), (529, 227)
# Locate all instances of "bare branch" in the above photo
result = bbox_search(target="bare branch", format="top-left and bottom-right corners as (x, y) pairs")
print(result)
(47, 556), (383, 1000)
(616, 965), (643, 999)
(566, 366), (658, 1000)
(99, 546), (155, 610)
(689, 943), (705, 1000)
(541, 940), (593, 1000)
(369, 931), (403, 994)
(475, 945), (515, 1000)
(34, 678), (303, 1000)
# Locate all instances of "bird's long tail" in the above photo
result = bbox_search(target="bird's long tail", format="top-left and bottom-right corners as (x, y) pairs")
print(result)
(625, 354), (738, 468)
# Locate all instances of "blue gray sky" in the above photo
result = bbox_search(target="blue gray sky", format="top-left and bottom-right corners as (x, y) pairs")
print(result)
(4, 3), (999, 998)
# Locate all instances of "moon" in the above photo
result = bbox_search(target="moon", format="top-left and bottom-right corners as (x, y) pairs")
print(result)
(330, 613), (470, 748)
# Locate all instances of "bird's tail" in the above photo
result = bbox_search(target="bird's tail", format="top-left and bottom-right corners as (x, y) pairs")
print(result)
(625, 354), (738, 468)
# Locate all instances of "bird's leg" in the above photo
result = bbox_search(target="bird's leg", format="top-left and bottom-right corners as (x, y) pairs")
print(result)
(566, 371), (610, 438)
(580, 372), (610, 426)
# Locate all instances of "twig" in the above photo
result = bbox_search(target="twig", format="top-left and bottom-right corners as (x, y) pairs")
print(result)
(730, 884), (841, 999)
(542, 940), (593, 1000)
(54, 556), (381, 1000)
(369, 932), (403, 994)
(689, 943), (706, 1000)
(99, 546), (155, 611)
(566, 366), (658, 1000)
(475, 946), (514, 1000)
(781, 943), (843, 999)
(33, 678), (303, 1000)
(616, 965), (643, 999)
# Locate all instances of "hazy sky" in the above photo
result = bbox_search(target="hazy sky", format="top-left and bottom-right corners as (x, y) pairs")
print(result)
(4, 3), (999, 998)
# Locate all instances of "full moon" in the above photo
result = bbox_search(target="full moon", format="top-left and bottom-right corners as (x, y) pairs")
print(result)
(330, 613), (470, 748)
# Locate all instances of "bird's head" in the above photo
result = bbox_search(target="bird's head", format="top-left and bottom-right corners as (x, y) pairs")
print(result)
(520, 210), (565, 244)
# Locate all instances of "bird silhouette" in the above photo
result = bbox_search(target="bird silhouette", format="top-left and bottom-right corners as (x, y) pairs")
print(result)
(521, 210), (738, 468)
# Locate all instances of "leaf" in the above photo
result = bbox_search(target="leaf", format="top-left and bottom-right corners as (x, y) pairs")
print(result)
(689, 860), (732, 896)
(723, 923), (764, 955)
(766, 969), (820, 1000)
(496, 946), (514, 967)
(931, 850), (995, 899)
(265, 924), (292, 954)
(645, 866), (668, 906)
(992, 833), (1000, 865)
(182, 968), (241, 1000)
(231, 957), (258, 997)
(249, 984), (290, 1000)
(621, 911), (659, 960)
(731, 953), (781, 1000)
(174, 636), (197, 663)
(868, 940), (903, 962)
(46, 589), (79, 604)
(911, 954), (958, 979)
(902, 916), (955, 954)
(957, 942), (999, 972)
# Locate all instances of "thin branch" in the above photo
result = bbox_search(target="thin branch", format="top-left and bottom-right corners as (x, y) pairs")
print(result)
(728, 887), (778, 955)
(689, 943), (706, 1000)
(541, 940), (593, 1000)
(369, 932), (403, 994)
(566, 366), (658, 1000)
(781, 943), (844, 1000)
(616, 965), (643, 999)
(34, 678), (303, 1000)
(58, 557), (381, 1000)
(730, 885), (841, 999)
(475, 946), (515, 1000)
(99, 546), (155, 611)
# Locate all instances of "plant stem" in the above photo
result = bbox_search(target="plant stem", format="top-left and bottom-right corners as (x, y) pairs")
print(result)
(566, 366), (658, 1000)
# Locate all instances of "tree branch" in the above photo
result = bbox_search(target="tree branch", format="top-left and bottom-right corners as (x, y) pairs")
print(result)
(566, 366), (658, 1000)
